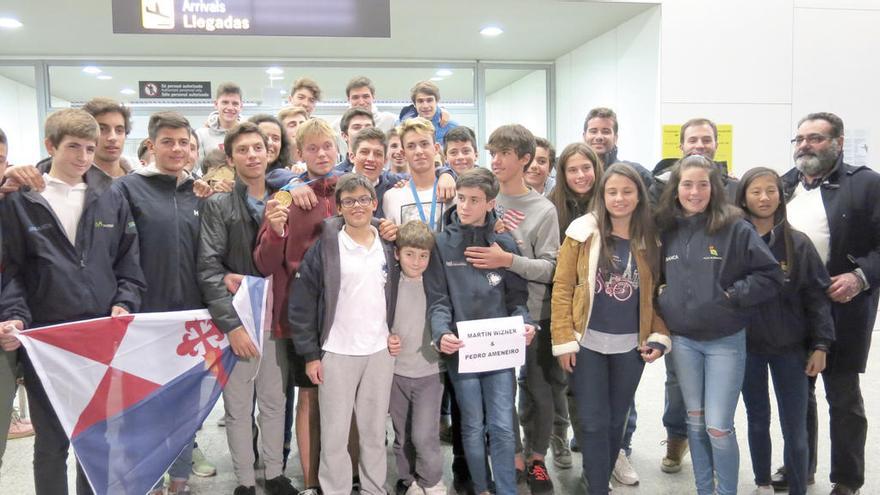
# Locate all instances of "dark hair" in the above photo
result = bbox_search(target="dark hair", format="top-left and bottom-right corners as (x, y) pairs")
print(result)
(291, 77), (322, 101)
(346, 76), (376, 98)
(456, 167), (499, 200)
(340, 107), (374, 135)
(535, 137), (556, 170)
(137, 138), (150, 161)
(82, 97), (132, 135)
(593, 163), (659, 272)
(248, 114), (291, 170)
(351, 127), (387, 155)
(397, 220), (435, 251)
(410, 80), (440, 103)
(335, 173), (377, 204)
(583, 107), (618, 134)
(736, 167), (794, 275)
(444, 126), (477, 153)
(548, 142), (603, 236)
(216, 82), (243, 100)
(147, 111), (191, 142)
(202, 149), (229, 175)
(223, 122), (267, 159)
(0, 127), (6, 146)
(486, 124), (536, 169)
(797, 112), (844, 138)
(680, 118), (718, 144)
(655, 154), (741, 234)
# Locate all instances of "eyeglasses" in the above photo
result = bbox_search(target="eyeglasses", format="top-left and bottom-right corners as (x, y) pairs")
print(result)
(790, 134), (833, 146)
(339, 195), (373, 208)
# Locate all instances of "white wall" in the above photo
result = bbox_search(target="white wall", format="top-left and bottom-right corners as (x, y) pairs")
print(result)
(555, 6), (661, 168)
(556, 0), (880, 177)
(486, 70), (548, 139)
(0, 75), (42, 165)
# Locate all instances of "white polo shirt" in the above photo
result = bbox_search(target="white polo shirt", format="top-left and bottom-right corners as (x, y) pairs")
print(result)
(40, 174), (87, 245)
(322, 226), (390, 356)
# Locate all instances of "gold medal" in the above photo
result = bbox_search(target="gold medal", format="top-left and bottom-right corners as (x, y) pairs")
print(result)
(274, 190), (293, 207)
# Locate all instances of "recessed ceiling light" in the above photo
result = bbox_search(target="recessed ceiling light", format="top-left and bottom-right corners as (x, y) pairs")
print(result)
(436, 69), (453, 77)
(430, 77), (444, 82)
(97, 74), (113, 80)
(82, 66), (102, 75)
(266, 67), (283, 76)
(480, 26), (503, 37)
(0, 17), (22, 29)
(120, 88), (136, 95)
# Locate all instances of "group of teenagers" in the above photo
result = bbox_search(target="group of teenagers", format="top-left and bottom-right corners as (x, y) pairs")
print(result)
(0, 74), (877, 495)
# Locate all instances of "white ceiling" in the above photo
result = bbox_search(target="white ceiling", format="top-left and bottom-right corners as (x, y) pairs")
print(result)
(0, 1), (654, 61)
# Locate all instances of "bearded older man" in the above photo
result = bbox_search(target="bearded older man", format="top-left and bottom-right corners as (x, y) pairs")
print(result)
(773, 112), (880, 495)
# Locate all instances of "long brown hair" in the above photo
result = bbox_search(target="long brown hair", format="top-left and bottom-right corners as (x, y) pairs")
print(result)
(549, 142), (603, 237)
(735, 167), (795, 276)
(593, 163), (659, 271)
(655, 155), (741, 234)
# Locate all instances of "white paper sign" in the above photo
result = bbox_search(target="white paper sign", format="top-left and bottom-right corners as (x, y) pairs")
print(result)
(457, 315), (526, 373)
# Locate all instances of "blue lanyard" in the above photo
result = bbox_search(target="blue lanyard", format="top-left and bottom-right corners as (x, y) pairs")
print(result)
(409, 178), (438, 231)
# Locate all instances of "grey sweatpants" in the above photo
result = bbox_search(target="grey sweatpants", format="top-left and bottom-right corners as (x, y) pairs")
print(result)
(389, 373), (444, 487)
(222, 332), (288, 486)
(319, 350), (395, 495)
(0, 349), (17, 469)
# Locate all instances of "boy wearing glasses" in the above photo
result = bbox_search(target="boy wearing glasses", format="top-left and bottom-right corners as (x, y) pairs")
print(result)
(288, 174), (400, 495)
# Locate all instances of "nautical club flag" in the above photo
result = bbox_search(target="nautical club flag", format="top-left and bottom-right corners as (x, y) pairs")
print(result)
(16, 275), (272, 495)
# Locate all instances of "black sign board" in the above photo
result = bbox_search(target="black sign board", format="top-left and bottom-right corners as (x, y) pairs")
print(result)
(139, 81), (212, 99)
(113, 0), (391, 38)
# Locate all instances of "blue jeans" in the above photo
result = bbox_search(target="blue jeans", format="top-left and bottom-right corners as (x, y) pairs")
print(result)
(447, 363), (516, 494)
(152, 440), (194, 490)
(569, 347), (644, 495)
(663, 350), (688, 439)
(672, 330), (746, 495)
(742, 350), (808, 495)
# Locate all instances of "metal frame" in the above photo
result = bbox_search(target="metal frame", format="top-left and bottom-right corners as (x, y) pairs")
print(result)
(0, 58), (556, 151)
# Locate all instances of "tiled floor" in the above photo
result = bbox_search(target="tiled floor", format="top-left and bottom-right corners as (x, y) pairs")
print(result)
(2, 340), (879, 494)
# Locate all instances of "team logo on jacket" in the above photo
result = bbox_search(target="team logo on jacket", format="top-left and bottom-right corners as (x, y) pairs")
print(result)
(704, 245), (723, 261)
(486, 271), (502, 287)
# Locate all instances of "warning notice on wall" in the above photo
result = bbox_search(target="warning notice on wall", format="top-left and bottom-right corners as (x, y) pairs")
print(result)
(139, 81), (212, 99)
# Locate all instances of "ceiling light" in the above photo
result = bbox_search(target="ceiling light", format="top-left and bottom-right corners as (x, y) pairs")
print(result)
(120, 88), (136, 95)
(82, 66), (102, 75)
(266, 67), (283, 76)
(0, 17), (22, 29)
(435, 69), (453, 77)
(97, 74), (113, 80)
(480, 26), (503, 37)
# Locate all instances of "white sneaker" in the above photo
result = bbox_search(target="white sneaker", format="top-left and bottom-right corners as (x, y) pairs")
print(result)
(612, 449), (639, 486)
(751, 486), (774, 495)
(421, 480), (447, 495)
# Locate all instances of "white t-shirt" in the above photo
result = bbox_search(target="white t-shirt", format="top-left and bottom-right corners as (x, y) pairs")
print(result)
(382, 183), (446, 231)
(40, 174), (87, 245)
(787, 182), (831, 265)
(322, 226), (390, 356)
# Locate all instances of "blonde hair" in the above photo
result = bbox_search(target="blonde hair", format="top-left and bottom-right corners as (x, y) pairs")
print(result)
(278, 105), (309, 123)
(295, 118), (337, 152)
(45, 108), (99, 147)
(398, 117), (436, 145)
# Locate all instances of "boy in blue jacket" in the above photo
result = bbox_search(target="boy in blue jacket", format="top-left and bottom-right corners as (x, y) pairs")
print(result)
(425, 167), (535, 495)
(0, 108), (146, 495)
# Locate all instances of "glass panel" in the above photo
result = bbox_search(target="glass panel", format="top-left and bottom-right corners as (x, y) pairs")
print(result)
(484, 68), (548, 163)
(0, 66), (41, 165)
(48, 64), (476, 157)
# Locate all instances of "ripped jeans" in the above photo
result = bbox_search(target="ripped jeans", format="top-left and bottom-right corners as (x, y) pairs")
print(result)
(672, 330), (746, 495)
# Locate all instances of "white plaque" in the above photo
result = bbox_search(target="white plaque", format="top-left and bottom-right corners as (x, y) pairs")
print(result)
(456, 316), (526, 373)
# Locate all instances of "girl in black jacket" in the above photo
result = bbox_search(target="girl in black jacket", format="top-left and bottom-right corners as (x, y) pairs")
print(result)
(736, 167), (834, 495)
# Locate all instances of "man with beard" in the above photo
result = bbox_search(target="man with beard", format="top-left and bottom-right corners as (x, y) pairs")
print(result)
(772, 112), (880, 495)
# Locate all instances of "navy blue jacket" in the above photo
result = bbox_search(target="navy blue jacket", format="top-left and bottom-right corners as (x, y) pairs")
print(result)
(782, 156), (880, 372)
(288, 216), (400, 362)
(0, 167), (145, 327)
(113, 171), (203, 312)
(748, 224), (835, 354)
(425, 207), (532, 346)
(657, 214), (783, 340)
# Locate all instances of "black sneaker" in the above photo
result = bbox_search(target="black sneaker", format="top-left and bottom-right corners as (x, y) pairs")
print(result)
(265, 475), (297, 495)
(352, 475), (361, 492)
(233, 486), (256, 495)
(771, 466), (816, 491)
(527, 460), (554, 495)
(395, 479), (411, 495)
